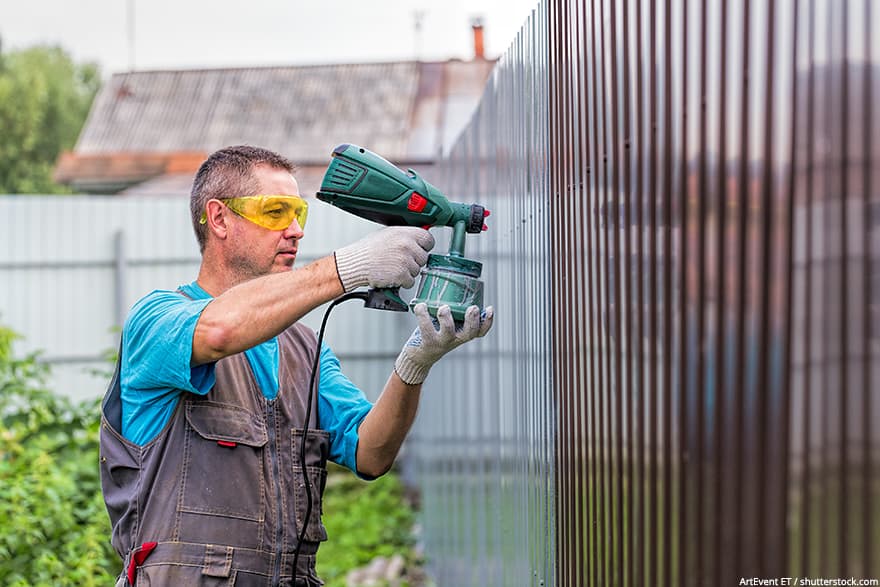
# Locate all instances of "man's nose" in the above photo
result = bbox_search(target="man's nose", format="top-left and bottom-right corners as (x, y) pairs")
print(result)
(283, 218), (304, 240)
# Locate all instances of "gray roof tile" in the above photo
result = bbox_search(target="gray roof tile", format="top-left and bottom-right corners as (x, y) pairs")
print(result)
(77, 62), (421, 162)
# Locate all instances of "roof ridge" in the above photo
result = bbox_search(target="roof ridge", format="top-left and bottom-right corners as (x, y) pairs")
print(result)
(108, 59), (469, 77)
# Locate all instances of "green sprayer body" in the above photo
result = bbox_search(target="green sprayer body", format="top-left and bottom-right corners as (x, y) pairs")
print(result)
(317, 144), (489, 321)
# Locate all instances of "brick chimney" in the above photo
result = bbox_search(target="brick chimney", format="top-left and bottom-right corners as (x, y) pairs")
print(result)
(471, 17), (485, 60)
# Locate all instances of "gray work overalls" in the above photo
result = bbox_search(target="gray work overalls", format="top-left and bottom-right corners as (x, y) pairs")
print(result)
(100, 322), (329, 586)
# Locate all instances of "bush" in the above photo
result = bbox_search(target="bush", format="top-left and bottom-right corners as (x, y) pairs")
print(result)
(0, 326), (116, 586)
(317, 463), (419, 586)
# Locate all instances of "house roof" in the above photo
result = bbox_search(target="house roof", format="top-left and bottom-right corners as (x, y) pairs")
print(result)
(55, 59), (495, 194)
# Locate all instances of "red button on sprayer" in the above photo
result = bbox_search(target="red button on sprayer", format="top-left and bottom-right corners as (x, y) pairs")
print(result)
(407, 193), (428, 212)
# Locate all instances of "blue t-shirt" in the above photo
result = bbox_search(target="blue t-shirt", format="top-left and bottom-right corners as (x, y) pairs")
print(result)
(120, 281), (373, 474)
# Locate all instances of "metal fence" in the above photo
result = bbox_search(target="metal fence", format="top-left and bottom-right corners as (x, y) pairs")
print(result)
(408, 0), (880, 586)
(406, 3), (557, 585)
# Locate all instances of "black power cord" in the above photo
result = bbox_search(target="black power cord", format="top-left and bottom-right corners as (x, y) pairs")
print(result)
(292, 290), (377, 583)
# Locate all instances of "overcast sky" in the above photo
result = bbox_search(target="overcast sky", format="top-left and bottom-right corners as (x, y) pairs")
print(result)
(0, 0), (540, 76)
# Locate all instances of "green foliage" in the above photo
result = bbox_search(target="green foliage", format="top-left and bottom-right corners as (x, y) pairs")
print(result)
(0, 325), (116, 586)
(318, 463), (419, 587)
(0, 43), (100, 194)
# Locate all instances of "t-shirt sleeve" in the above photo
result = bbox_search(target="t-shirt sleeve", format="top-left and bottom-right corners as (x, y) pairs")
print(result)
(316, 342), (374, 474)
(120, 290), (216, 444)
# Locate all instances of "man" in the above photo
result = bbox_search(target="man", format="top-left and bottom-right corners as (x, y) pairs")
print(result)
(99, 145), (494, 586)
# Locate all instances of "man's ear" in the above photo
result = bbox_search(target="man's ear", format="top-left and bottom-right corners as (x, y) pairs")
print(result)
(204, 199), (230, 240)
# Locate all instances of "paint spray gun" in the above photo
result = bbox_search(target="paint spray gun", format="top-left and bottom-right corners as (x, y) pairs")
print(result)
(316, 143), (489, 322)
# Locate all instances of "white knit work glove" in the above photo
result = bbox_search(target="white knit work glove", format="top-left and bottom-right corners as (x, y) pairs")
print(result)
(394, 302), (495, 385)
(334, 226), (435, 292)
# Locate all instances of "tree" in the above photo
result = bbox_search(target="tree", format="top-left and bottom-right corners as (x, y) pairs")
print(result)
(0, 42), (100, 194)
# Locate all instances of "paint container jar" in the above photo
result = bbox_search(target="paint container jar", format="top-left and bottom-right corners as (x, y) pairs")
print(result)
(409, 254), (484, 323)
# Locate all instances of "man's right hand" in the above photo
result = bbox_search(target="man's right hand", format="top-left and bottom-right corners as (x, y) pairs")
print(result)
(334, 226), (435, 292)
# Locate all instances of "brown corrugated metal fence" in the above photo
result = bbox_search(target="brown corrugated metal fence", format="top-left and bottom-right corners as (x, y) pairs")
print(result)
(549, 0), (879, 584)
(409, 0), (879, 585)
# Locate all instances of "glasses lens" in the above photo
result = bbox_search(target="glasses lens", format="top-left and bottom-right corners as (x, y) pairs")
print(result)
(225, 196), (308, 230)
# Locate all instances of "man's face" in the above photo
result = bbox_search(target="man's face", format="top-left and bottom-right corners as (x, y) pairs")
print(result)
(225, 164), (305, 280)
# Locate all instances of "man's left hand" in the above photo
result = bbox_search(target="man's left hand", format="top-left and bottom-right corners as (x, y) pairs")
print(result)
(393, 303), (494, 385)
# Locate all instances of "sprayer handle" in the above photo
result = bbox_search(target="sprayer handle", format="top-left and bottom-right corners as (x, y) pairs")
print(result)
(363, 288), (409, 312)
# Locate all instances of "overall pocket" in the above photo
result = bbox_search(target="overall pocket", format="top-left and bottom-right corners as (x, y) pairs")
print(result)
(180, 401), (268, 522)
(290, 428), (330, 542)
(136, 564), (235, 586)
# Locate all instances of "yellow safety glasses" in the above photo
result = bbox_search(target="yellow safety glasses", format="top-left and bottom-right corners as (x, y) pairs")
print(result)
(200, 195), (308, 230)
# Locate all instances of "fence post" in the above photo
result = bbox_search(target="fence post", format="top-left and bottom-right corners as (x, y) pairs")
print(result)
(113, 229), (127, 341)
